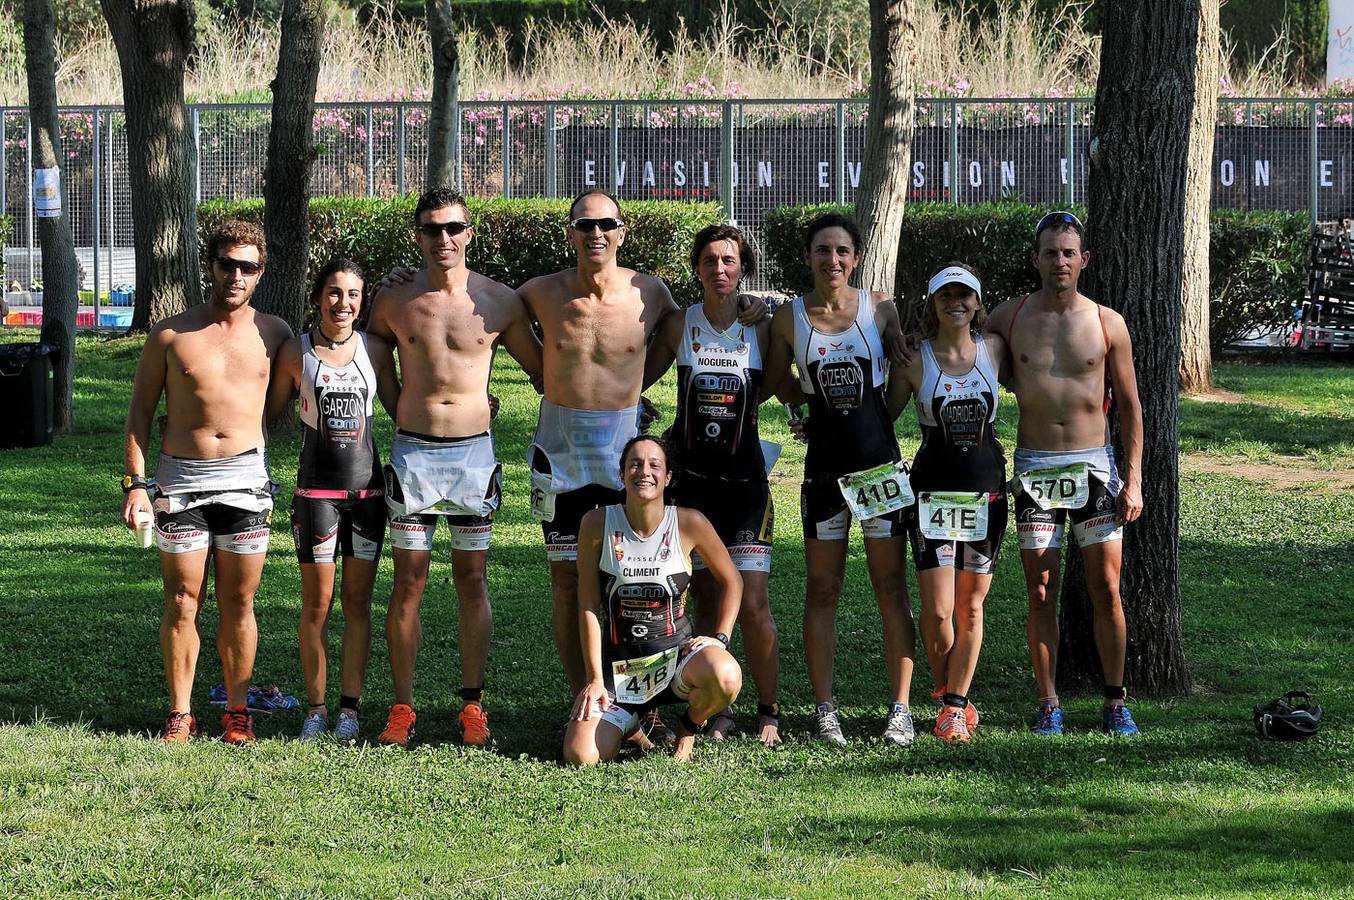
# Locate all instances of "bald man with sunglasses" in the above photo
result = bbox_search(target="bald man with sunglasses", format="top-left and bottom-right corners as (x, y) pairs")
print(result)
(122, 219), (293, 745)
(365, 187), (544, 748)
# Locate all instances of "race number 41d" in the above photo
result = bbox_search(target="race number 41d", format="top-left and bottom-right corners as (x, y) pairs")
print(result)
(1017, 462), (1090, 511)
(837, 461), (914, 521)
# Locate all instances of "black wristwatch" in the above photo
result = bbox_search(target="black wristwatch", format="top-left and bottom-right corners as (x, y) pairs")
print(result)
(122, 475), (150, 493)
(714, 632), (730, 647)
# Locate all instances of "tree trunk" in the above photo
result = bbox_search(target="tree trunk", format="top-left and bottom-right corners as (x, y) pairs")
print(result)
(854, 0), (915, 306)
(1180, 0), (1219, 393)
(24, 0), (79, 434)
(425, 0), (460, 191)
(98, 0), (201, 330)
(1060, 0), (1195, 697)
(256, 0), (322, 332)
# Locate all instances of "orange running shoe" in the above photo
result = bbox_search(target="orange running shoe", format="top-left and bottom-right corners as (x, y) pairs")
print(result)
(377, 703), (417, 748)
(933, 706), (971, 744)
(929, 685), (946, 705)
(934, 690), (981, 728)
(458, 701), (491, 747)
(221, 706), (256, 745)
(160, 710), (197, 743)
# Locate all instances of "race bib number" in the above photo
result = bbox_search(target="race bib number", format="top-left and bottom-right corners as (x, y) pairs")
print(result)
(1018, 463), (1089, 511)
(838, 461), (914, 521)
(529, 469), (556, 522)
(610, 647), (679, 705)
(919, 492), (988, 541)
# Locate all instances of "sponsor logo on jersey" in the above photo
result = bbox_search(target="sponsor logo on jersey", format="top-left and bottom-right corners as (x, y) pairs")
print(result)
(612, 531), (624, 562)
(705, 422), (721, 438)
(321, 374), (330, 383)
(692, 342), (701, 352)
(630, 625), (649, 638)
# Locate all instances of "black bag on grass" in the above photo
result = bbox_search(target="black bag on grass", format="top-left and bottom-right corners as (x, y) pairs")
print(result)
(1254, 691), (1322, 741)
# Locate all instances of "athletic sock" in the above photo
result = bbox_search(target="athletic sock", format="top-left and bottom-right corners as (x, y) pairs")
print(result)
(1103, 685), (1126, 707)
(339, 695), (360, 713)
(460, 686), (484, 704)
(942, 692), (969, 709)
(890, 702), (910, 715)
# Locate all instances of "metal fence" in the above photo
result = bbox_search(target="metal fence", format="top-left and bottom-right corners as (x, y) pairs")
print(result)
(2, 97), (1349, 303)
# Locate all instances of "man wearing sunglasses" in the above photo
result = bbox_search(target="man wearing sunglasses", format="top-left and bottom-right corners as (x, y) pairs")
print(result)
(121, 219), (294, 745)
(365, 187), (544, 748)
(986, 210), (1144, 737)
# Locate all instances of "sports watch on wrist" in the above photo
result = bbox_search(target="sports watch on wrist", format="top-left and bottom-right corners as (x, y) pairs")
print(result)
(122, 475), (150, 493)
(714, 632), (730, 647)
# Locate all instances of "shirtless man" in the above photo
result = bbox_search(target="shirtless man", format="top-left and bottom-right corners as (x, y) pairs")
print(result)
(366, 188), (544, 748)
(518, 190), (684, 708)
(122, 219), (293, 745)
(985, 210), (1144, 736)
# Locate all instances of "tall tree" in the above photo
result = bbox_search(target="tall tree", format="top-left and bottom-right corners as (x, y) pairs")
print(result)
(99, 0), (201, 329)
(256, 0), (323, 331)
(1180, 0), (1220, 393)
(1060, 0), (1197, 695)
(23, 0), (80, 433)
(853, 0), (915, 310)
(424, 0), (460, 190)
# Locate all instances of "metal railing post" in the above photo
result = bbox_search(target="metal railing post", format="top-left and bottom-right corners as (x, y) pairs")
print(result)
(608, 103), (619, 193)
(835, 102), (846, 206)
(397, 102), (406, 195)
(93, 108), (101, 319)
(1064, 99), (1076, 207)
(25, 112), (34, 285)
(502, 103), (512, 198)
(948, 100), (960, 205)
(545, 103), (557, 198)
(192, 107), (201, 204)
(0, 110), (7, 227)
(107, 109), (115, 281)
(366, 105), (375, 196)
(1310, 99), (1319, 223)
(721, 101), (735, 222)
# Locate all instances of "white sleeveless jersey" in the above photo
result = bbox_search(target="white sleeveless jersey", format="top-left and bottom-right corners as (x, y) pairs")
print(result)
(672, 305), (765, 478)
(597, 504), (693, 656)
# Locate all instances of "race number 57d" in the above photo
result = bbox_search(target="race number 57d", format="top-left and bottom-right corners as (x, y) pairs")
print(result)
(1017, 462), (1089, 511)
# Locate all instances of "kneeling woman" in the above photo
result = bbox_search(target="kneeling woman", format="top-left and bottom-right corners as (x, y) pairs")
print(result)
(563, 436), (744, 765)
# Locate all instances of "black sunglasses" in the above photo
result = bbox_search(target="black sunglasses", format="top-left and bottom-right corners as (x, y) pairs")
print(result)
(569, 217), (624, 233)
(216, 257), (263, 276)
(1035, 210), (1084, 236)
(416, 220), (472, 238)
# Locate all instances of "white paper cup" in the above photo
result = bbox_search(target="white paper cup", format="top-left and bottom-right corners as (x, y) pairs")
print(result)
(134, 512), (155, 549)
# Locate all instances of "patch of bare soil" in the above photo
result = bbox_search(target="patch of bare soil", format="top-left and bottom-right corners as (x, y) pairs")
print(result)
(1186, 389), (1251, 405)
(1181, 454), (1354, 493)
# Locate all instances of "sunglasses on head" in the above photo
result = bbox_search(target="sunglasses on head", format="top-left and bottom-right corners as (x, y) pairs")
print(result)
(569, 217), (624, 233)
(216, 257), (263, 276)
(416, 220), (472, 238)
(1035, 210), (1084, 236)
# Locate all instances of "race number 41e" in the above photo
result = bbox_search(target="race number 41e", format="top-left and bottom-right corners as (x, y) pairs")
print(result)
(1017, 462), (1089, 511)
(837, 461), (914, 521)
(919, 492), (988, 541)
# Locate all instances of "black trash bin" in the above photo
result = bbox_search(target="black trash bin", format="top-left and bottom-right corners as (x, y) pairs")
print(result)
(0, 342), (55, 449)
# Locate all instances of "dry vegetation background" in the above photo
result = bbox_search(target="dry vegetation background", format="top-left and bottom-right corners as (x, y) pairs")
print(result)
(0, 0), (1318, 106)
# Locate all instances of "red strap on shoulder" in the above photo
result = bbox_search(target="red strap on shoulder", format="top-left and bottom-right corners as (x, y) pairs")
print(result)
(1097, 303), (1109, 352)
(1006, 294), (1030, 348)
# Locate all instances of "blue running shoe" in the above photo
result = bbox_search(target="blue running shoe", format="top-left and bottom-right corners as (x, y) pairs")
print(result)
(1103, 705), (1140, 736)
(1033, 703), (1064, 736)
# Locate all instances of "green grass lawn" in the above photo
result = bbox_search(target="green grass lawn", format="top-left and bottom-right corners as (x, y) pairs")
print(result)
(1, 333), (1351, 897)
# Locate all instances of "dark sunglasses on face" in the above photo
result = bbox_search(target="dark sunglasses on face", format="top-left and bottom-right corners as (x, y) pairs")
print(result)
(1035, 210), (1084, 236)
(216, 257), (263, 276)
(569, 217), (624, 233)
(416, 220), (472, 238)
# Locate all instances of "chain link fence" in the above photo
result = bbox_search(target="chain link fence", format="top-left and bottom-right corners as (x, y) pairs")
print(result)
(0, 97), (1342, 312)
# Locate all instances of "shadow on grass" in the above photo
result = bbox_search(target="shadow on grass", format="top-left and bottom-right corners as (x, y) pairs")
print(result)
(1179, 399), (1354, 454)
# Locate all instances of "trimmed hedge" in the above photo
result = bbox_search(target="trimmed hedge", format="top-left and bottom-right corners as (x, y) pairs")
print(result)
(197, 197), (722, 307)
(761, 202), (1310, 351)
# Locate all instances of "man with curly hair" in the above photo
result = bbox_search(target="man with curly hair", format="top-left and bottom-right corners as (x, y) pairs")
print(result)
(121, 219), (293, 745)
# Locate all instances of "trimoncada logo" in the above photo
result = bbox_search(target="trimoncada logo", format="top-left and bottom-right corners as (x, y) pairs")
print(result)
(557, 123), (1351, 208)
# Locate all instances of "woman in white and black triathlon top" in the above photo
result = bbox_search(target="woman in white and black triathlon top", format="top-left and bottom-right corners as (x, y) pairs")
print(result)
(641, 223), (783, 746)
(762, 212), (918, 748)
(266, 259), (400, 742)
(563, 435), (744, 765)
(887, 263), (1008, 745)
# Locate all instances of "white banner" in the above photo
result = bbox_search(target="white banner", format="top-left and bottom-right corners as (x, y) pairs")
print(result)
(1329, 0), (1354, 83)
(33, 166), (61, 218)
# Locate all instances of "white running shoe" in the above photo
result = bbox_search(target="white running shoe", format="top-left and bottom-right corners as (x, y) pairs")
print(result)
(882, 704), (915, 746)
(813, 702), (847, 746)
(334, 708), (360, 742)
(299, 710), (328, 741)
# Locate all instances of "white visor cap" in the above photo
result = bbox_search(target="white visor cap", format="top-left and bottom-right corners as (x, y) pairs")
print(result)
(927, 266), (982, 300)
